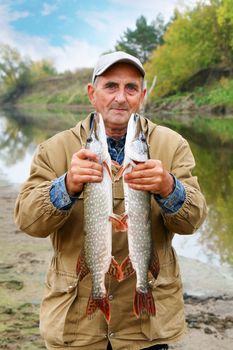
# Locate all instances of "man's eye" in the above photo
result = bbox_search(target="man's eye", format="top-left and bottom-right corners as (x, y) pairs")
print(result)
(105, 83), (117, 90)
(126, 85), (138, 93)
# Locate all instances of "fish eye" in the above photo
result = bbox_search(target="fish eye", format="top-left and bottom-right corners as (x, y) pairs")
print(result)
(139, 132), (146, 142)
(141, 135), (146, 142)
(86, 136), (93, 143)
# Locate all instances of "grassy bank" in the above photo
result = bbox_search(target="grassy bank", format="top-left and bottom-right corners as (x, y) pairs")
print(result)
(194, 78), (233, 107)
(148, 77), (233, 115)
(1, 67), (233, 114)
(2, 68), (92, 107)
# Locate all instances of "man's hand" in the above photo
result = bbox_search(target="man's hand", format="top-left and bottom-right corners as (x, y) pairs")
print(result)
(124, 160), (174, 198)
(66, 149), (103, 196)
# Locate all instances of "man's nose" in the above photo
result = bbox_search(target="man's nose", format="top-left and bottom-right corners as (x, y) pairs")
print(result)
(115, 89), (126, 103)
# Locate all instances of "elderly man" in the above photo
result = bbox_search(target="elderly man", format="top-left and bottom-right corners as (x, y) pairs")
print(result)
(15, 51), (207, 350)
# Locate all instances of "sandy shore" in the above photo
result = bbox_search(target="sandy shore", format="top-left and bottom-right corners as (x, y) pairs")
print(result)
(0, 184), (233, 350)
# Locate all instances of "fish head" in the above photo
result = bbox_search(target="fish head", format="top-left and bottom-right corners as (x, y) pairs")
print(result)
(86, 113), (110, 165)
(125, 114), (149, 163)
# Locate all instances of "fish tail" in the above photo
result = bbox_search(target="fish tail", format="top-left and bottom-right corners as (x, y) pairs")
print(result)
(76, 251), (90, 281)
(86, 295), (111, 322)
(134, 289), (156, 318)
(108, 257), (123, 281)
(149, 250), (160, 280)
(109, 213), (128, 232)
(120, 255), (135, 280)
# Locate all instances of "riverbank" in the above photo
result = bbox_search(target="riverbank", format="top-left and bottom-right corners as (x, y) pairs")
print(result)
(1, 70), (233, 119)
(146, 94), (233, 116)
(0, 184), (233, 349)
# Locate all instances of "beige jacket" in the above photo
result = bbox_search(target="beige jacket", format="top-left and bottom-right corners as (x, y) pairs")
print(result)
(15, 114), (207, 350)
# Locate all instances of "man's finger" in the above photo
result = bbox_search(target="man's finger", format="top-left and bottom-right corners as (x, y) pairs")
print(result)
(124, 168), (159, 180)
(126, 176), (161, 185)
(78, 167), (103, 177)
(71, 174), (103, 184)
(76, 148), (99, 162)
(78, 159), (103, 172)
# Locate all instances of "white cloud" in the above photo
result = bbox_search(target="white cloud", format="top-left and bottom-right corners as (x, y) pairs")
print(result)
(52, 37), (104, 71)
(0, 3), (29, 23)
(9, 9), (30, 21)
(41, 2), (58, 16)
(0, 3), (102, 71)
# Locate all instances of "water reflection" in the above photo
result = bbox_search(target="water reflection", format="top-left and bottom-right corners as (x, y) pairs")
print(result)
(0, 108), (232, 268)
(152, 118), (233, 268)
(0, 108), (87, 183)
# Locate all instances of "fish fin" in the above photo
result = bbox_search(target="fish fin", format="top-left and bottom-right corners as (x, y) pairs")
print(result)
(113, 165), (125, 181)
(103, 160), (112, 178)
(120, 255), (135, 279)
(111, 160), (121, 168)
(134, 289), (156, 318)
(114, 162), (132, 181)
(114, 160), (137, 181)
(86, 295), (110, 322)
(76, 252), (90, 281)
(108, 257), (123, 281)
(109, 213), (128, 232)
(149, 250), (160, 280)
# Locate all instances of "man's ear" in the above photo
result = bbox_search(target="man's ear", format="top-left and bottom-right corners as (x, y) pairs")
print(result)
(87, 83), (96, 106)
(141, 88), (147, 103)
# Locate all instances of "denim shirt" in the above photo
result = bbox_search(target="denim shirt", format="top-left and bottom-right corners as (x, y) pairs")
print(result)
(50, 136), (186, 213)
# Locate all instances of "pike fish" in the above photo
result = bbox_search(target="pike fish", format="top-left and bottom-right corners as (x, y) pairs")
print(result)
(76, 113), (122, 322)
(116, 113), (160, 318)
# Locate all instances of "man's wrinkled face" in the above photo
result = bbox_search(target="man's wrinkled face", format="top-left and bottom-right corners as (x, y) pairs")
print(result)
(88, 63), (146, 134)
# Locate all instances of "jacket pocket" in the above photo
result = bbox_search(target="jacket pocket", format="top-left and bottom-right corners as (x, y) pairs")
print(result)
(40, 268), (79, 346)
(141, 251), (185, 341)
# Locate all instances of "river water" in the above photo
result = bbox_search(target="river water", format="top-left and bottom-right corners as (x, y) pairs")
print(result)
(0, 107), (232, 271)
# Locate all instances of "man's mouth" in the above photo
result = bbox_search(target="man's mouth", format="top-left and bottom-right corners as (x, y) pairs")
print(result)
(111, 107), (128, 111)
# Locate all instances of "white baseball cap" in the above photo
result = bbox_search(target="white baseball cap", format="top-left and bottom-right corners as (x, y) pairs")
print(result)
(92, 51), (145, 83)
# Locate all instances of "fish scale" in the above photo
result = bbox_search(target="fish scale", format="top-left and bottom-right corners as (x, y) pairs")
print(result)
(119, 113), (160, 318)
(76, 113), (122, 322)
(128, 187), (152, 292)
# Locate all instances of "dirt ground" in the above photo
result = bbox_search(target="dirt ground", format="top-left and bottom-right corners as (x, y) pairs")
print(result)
(0, 184), (233, 350)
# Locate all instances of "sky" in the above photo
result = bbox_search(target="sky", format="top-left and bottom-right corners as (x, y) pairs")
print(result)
(0, 0), (197, 72)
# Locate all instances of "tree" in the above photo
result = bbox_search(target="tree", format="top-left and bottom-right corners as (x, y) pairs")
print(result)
(0, 43), (31, 90)
(30, 59), (57, 81)
(115, 15), (167, 63)
(145, 1), (233, 97)
(0, 43), (57, 99)
(217, 0), (233, 63)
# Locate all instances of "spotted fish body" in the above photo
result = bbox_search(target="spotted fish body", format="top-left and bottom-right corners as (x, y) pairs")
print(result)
(76, 113), (121, 322)
(121, 113), (160, 317)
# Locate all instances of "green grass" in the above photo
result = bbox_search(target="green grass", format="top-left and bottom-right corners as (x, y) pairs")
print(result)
(194, 78), (233, 107)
